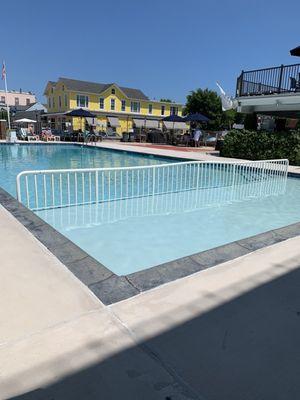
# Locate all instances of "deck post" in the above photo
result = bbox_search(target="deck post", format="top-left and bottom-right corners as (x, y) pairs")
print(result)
(278, 64), (284, 93)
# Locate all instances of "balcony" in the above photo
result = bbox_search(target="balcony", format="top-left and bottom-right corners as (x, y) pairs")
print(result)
(236, 63), (300, 97)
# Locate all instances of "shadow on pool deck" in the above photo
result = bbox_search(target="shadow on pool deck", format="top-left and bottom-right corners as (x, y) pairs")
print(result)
(7, 261), (300, 400)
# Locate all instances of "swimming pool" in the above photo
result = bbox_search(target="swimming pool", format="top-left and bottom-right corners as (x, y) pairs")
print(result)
(0, 143), (176, 197)
(1, 144), (300, 277)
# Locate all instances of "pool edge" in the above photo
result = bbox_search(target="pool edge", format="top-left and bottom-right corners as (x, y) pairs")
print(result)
(1, 176), (300, 305)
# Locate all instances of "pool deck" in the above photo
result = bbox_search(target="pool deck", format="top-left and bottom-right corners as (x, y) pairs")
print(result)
(1, 141), (300, 399)
(1, 203), (300, 399)
(92, 141), (300, 175)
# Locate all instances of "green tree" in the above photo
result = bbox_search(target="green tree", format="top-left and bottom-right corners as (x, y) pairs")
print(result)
(222, 109), (237, 129)
(185, 88), (246, 130)
(184, 88), (223, 129)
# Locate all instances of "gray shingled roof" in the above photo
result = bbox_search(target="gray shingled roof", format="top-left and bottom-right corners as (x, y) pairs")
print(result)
(58, 77), (149, 100)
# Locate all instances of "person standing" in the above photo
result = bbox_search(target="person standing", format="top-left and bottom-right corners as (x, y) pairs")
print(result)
(193, 126), (202, 147)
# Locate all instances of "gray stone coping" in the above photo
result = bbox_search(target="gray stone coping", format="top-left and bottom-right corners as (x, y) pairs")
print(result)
(1, 185), (300, 305)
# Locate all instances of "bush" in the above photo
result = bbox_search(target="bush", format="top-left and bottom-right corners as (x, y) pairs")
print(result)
(220, 129), (300, 165)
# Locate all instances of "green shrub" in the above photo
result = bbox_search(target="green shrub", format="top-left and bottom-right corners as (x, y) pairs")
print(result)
(220, 129), (300, 165)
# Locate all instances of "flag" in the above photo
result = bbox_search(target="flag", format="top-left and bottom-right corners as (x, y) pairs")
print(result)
(216, 82), (234, 111)
(1, 62), (6, 80)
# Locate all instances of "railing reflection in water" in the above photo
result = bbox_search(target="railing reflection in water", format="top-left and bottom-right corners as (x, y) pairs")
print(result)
(37, 174), (287, 231)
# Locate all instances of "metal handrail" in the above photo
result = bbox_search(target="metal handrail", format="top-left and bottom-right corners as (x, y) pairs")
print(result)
(16, 159), (289, 211)
(242, 63), (300, 74)
(236, 63), (300, 97)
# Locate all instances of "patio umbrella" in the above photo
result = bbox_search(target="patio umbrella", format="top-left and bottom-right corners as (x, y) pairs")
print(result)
(183, 113), (210, 123)
(290, 46), (300, 56)
(162, 114), (185, 130)
(162, 114), (186, 144)
(65, 108), (96, 135)
(65, 108), (96, 118)
(14, 118), (37, 123)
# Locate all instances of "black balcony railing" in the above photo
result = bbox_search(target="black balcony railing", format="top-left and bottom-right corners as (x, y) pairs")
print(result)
(236, 63), (300, 97)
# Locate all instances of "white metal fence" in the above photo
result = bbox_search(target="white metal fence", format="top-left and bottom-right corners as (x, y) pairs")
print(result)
(16, 159), (289, 211)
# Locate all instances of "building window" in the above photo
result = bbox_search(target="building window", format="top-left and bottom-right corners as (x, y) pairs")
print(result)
(64, 94), (68, 107)
(111, 88), (115, 94)
(131, 101), (140, 113)
(59, 96), (62, 108)
(148, 104), (153, 114)
(111, 98), (115, 110)
(121, 100), (126, 112)
(15, 97), (19, 106)
(53, 97), (55, 108)
(48, 98), (51, 108)
(1, 96), (5, 104)
(170, 106), (178, 115)
(99, 98), (104, 109)
(161, 105), (165, 116)
(26, 98), (30, 106)
(76, 95), (89, 108)
(62, 85), (65, 91)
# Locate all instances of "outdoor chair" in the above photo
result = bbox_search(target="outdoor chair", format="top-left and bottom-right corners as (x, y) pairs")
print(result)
(102, 128), (121, 141)
(41, 130), (56, 142)
(17, 128), (39, 141)
(17, 128), (28, 140)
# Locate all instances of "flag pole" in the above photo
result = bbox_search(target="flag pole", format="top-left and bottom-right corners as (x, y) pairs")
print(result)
(2, 61), (11, 130)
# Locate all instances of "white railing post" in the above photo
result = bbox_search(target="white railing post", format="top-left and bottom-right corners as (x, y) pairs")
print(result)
(16, 174), (22, 203)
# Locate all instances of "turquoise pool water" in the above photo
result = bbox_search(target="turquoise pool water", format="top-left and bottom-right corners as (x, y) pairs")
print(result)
(0, 144), (176, 197)
(1, 144), (300, 276)
(36, 177), (300, 275)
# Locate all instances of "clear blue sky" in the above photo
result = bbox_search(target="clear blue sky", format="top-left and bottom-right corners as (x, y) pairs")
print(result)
(1, 0), (300, 104)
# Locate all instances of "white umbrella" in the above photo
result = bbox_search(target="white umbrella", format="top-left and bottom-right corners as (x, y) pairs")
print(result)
(14, 118), (37, 123)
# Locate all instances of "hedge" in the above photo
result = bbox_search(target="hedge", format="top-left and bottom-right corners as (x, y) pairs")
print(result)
(220, 129), (300, 166)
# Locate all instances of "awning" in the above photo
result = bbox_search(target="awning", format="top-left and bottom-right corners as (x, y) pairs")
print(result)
(107, 116), (120, 127)
(133, 118), (144, 128)
(163, 121), (188, 130)
(133, 119), (160, 129)
(145, 119), (159, 129)
(86, 117), (97, 126)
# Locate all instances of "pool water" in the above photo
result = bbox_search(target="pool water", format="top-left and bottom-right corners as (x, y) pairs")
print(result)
(36, 177), (300, 275)
(0, 144), (176, 197)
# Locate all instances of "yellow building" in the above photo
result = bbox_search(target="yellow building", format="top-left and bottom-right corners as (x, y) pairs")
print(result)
(44, 77), (183, 136)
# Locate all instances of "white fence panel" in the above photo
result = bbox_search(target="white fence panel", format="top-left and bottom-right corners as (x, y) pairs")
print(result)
(16, 159), (289, 211)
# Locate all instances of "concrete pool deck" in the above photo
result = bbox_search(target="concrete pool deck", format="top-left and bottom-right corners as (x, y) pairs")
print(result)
(92, 140), (300, 175)
(1, 203), (300, 399)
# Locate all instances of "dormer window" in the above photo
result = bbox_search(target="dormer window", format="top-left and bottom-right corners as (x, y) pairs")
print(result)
(111, 88), (115, 95)
(51, 87), (54, 94)
(62, 85), (65, 91)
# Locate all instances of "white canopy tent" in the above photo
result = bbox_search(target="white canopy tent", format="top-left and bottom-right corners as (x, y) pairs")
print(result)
(14, 118), (37, 123)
